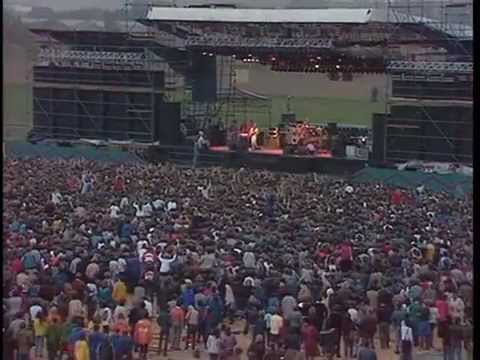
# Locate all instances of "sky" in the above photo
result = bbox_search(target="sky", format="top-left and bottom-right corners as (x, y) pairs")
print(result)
(6, 0), (469, 13)
(5, 0), (398, 11)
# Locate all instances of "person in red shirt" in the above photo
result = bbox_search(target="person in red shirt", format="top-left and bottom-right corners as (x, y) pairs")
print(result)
(10, 255), (24, 274)
(339, 241), (353, 272)
(66, 176), (80, 193)
(134, 316), (153, 360)
(391, 189), (403, 205)
(170, 304), (185, 350)
(113, 175), (125, 193)
(436, 294), (450, 324)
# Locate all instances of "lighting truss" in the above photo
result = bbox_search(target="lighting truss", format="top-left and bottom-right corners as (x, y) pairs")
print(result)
(387, 61), (473, 74)
(185, 36), (333, 49)
(36, 49), (164, 70)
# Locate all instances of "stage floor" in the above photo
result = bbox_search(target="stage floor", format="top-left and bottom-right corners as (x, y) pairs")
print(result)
(209, 146), (333, 158)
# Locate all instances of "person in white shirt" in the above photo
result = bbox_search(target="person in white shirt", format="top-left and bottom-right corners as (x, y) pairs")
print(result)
(133, 202), (144, 217)
(270, 312), (283, 350)
(109, 204), (120, 219)
(142, 202), (153, 217)
(120, 196), (129, 209)
(152, 199), (164, 211)
(144, 299), (153, 317)
(51, 190), (62, 205)
(138, 244), (149, 262)
(401, 321), (413, 360)
(109, 260), (120, 281)
(29, 304), (43, 322)
(158, 251), (177, 274)
(206, 330), (220, 359)
(193, 131), (209, 168)
(448, 293), (465, 323)
(167, 201), (177, 212)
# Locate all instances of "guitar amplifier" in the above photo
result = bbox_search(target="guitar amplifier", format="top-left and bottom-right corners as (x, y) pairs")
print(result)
(265, 128), (280, 149)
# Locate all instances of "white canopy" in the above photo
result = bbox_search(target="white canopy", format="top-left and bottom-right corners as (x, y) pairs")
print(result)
(145, 7), (376, 23)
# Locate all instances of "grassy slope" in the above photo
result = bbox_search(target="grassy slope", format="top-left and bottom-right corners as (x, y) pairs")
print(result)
(217, 96), (385, 129)
(3, 83), (33, 139)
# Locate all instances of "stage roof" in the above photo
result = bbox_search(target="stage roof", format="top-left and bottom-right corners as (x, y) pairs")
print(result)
(145, 7), (377, 23)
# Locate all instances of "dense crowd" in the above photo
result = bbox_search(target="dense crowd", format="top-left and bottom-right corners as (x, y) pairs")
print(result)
(3, 158), (473, 360)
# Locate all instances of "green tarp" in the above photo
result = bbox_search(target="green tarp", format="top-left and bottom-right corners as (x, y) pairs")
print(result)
(351, 167), (472, 194)
(5, 142), (142, 163)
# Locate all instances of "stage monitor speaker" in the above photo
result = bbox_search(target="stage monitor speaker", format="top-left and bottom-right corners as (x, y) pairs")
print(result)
(328, 72), (340, 81)
(190, 53), (217, 102)
(371, 113), (387, 163)
(281, 113), (296, 125)
(154, 100), (181, 145)
(328, 122), (338, 136)
(342, 72), (353, 81)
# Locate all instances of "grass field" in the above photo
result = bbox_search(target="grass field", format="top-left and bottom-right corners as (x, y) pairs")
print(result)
(269, 96), (383, 128)
(3, 83), (33, 140)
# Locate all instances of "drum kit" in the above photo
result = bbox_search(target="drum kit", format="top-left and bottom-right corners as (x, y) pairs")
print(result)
(281, 121), (330, 152)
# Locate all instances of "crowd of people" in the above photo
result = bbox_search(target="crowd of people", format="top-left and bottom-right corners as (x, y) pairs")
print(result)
(3, 158), (473, 360)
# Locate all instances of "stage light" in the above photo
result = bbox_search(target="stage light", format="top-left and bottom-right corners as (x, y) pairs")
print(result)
(336, 65), (341, 69)
(202, 52), (207, 56)
(232, 55), (236, 59)
(271, 56), (276, 62)
(315, 64), (320, 69)
(208, 53), (214, 57)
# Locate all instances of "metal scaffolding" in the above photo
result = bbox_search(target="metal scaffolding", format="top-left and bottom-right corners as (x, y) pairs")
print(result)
(383, 0), (473, 164)
(31, 1), (187, 141)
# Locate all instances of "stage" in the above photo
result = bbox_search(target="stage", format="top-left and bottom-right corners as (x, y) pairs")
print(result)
(146, 144), (366, 175)
(209, 146), (334, 158)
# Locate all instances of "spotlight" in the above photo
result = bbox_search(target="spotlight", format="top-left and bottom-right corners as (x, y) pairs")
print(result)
(208, 53), (214, 57)
(202, 52), (207, 56)
(232, 55), (236, 59)
(271, 56), (276, 62)
(315, 64), (320, 69)
(336, 65), (341, 69)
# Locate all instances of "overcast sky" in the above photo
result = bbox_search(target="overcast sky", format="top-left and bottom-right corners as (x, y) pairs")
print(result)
(6, 0), (392, 11)
(7, 0), (468, 12)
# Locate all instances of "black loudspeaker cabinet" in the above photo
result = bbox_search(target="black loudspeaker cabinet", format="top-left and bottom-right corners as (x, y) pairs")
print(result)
(154, 101), (181, 145)
(386, 104), (472, 162)
(281, 113), (296, 125)
(371, 113), (387, 163)
(190, 53), (217, 102)
(328, 122), (338, 136)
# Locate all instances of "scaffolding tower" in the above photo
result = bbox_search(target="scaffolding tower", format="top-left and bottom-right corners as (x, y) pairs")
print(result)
(383, 0), (473, 164)
(32, 30), (176, 141)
